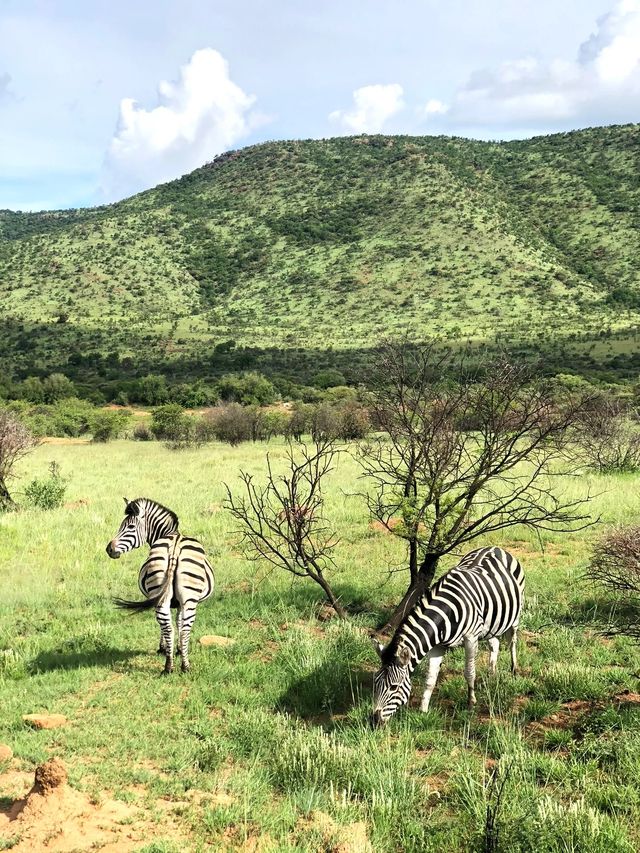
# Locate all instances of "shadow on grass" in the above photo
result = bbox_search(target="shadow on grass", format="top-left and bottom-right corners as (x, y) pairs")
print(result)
(552, 595), (640, 635)
(276, 658), (372, 724)
(28, 644), (147, 674)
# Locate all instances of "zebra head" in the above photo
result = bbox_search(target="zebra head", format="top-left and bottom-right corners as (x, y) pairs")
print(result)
(106, 498), (147, 558)
(371, 641), (413, 728)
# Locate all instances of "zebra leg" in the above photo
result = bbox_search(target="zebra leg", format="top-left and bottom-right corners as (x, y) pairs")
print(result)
(506, 626), (519, 675)
(420, 649), (444, 712)
(177, 601), (198, 673)
(155, 601), (174, 675)
(488, 637), (500, 675)
(463, 636), (479, 709)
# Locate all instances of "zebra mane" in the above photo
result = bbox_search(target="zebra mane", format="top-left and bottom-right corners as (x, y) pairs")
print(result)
(125, 497), (179, 529)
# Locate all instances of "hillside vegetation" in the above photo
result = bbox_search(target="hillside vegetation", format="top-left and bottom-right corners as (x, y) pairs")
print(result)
(1, 124), (639, 389)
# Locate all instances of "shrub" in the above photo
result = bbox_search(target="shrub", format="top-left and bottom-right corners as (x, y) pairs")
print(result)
(24, 461), (67, 510)
(575, 397), (640, 473)
(586, 525), (640, 640)
(90, 409), (132, 442)
(133, 422), (154, 441)
(202, 404), (252, 445)
(151, 404), (191, 441)
(216, 372), (276, 406)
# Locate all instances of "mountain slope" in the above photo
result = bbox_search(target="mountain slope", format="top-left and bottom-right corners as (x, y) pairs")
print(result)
(1, 124), (639, 387)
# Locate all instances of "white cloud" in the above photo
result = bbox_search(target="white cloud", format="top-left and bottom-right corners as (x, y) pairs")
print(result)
(101, 49), (265, 201)
(329, 83), (404, 133)
(424, 0), (640, 130)
(421, 98), (449, 117)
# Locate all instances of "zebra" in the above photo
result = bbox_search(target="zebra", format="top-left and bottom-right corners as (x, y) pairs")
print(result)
(371, 546), (524, 727)
(106, 497), (215, 674)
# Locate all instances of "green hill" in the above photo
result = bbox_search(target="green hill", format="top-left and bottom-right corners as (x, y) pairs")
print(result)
(1, 124), (639, 392)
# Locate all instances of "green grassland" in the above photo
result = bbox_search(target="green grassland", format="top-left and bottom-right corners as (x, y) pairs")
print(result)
(1, 440), (640, 851)
(1, 125), (640, 389)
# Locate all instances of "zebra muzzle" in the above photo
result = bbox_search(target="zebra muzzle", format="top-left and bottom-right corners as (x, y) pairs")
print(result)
(106, 542), (120, 559)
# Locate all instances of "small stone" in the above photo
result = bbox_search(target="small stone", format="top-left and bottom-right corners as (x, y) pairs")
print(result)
(199, 635), (235, 647)
(23, 713), (67, 730)
(0, 744), (13, 761)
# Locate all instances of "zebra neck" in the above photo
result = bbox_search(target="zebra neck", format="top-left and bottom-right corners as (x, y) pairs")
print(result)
(146, 519), (178, 546)
(393, 600), (447, 671)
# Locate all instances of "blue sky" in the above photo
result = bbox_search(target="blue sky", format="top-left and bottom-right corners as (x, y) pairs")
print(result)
(1, 0), (638, 210)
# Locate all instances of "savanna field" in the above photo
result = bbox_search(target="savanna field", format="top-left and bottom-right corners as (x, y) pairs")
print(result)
(2, 438), (640, 852)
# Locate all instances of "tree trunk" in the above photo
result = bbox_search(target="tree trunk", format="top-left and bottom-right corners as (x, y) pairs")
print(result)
(0, 477), (14, 510)
(379, 552), (440, 633)
(314, 571), (347, 618)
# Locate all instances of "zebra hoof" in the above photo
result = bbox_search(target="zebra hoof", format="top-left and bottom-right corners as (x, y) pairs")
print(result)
(181, 663), (191, 673)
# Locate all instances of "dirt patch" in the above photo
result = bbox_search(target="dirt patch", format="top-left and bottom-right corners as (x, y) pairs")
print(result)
(199, 635), (236, 648)
(0, 745), (13, 762)
(23, 714), (67, 730)
(63, 498), (89, 510)
(616, 690), (640, 705)
(295, 811), (373, 853)
(40, 437), (90, 445)
(0, 759), (186, 852)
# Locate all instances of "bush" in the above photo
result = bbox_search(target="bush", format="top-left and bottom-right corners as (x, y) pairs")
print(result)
(151, 404), (191, 441)
(201, 404), (252, 445)
(216, 372), (276, 406)
(24, 461), (67, 510)
(90, 409), (132, 442)
(133, 422), (154, 441)
(586, 525), (640, 640)
(575, 397), (640, 473)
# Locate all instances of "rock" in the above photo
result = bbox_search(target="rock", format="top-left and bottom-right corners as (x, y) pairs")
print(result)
(23, 713), (67, 730)
(199, 635), (235, 647)
(33, 757), (67, 794)
(0, 743), (13, 761)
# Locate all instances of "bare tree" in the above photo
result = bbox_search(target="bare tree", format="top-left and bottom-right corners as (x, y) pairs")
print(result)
(574, 396), (640, 473)
(0, 411), (39, 509)
(359, 341), (595, 631)
(224, 439), (346, 617)
(586, 526), (640, 640)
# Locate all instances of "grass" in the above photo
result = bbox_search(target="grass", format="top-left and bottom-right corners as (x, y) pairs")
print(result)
(1, 438), (640, 851)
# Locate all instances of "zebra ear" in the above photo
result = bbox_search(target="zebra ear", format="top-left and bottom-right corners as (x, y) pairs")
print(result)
(396, 645), (412, 667)
(123, 497), (129, 506)
(371, 638), (385, 658)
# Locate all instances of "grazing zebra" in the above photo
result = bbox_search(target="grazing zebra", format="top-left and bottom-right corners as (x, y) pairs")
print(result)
(371, 546), (524, 727)
(106, 497), (215, 674)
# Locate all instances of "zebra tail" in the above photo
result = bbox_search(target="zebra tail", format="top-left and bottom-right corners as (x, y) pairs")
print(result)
(113, 595), (159, 611)
(113, 563), (175, 613)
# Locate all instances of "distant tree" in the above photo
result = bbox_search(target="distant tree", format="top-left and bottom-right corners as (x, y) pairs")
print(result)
(217, 372), (276, 407)
(137, 374), (170, 406)
(202, 404), (252, 445)
(42, 373), (76, 403)
(0, 410), (38, 509)
(359, 341), (595, 631)
(312, 368), (347, 389)
(20, 376), (45, 403)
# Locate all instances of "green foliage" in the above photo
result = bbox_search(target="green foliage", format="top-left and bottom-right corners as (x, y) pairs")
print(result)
(3, 126), (640, 393)
(150, 404), (190, 441)
(23, 461), (67, 510)
(216, 372), (276, 406)
(90, 409), (132, 442)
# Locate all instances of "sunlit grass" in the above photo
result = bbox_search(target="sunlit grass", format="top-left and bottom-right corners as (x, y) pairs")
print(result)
(1, 439), (640, 850)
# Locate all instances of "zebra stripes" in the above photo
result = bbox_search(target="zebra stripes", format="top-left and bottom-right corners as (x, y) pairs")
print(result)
(371, 546), (524, 726)
(106, 497), (215, 674)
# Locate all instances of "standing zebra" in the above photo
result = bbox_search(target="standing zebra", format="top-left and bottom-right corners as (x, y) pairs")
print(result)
(106, 497), (215, 674)
(371, 546), (524, 727)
